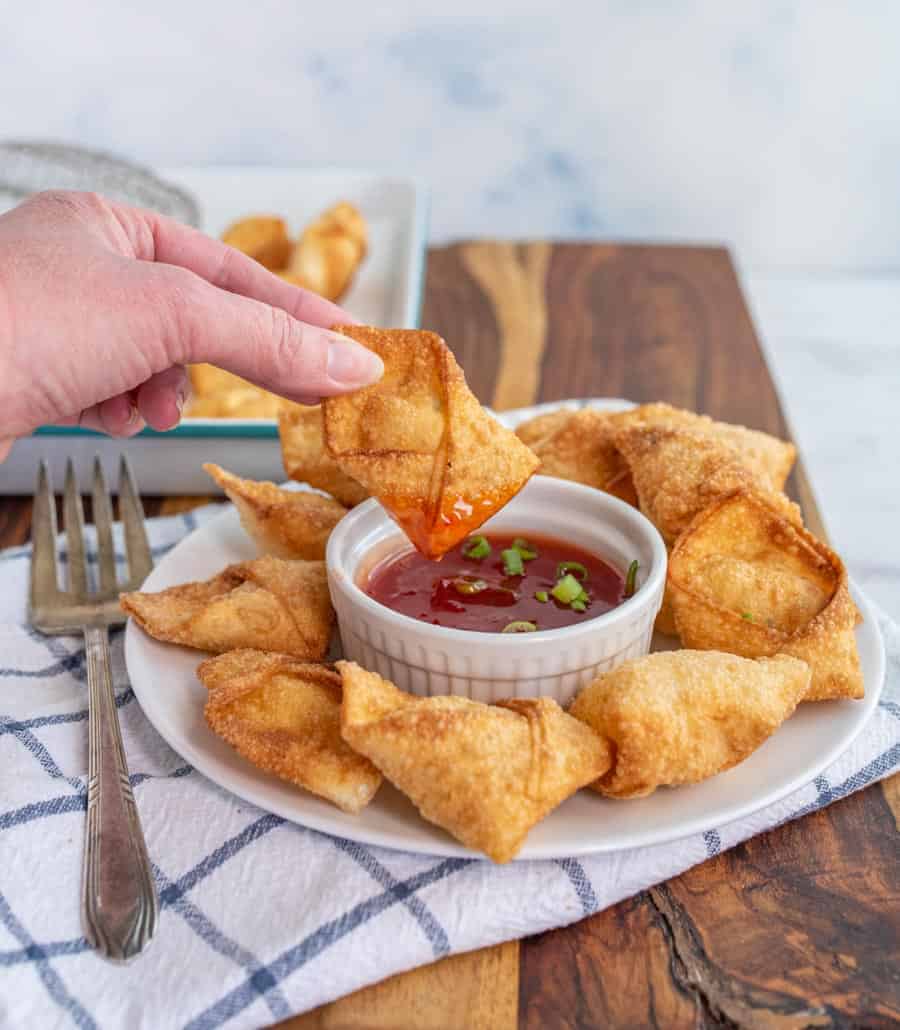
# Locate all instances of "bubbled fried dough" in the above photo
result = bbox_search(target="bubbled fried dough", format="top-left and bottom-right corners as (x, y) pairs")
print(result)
(337, 661), (610, 863)
(569, 650), (811, 798)
(203, 463), (347, 561)
(278, 406), (369, 508)
(323, 327), (539, 559)
(120, 555), (334, 659)
(199, 650), (381, 814)
(667, 489), (863, 701)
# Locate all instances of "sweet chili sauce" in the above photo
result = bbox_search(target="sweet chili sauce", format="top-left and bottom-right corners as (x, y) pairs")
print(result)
(364, 532), (628, 634)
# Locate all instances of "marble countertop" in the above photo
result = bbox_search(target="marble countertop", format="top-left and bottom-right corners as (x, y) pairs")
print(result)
(744, 273), (899, 618)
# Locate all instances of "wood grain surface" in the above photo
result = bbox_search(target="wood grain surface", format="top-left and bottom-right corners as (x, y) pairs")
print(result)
(1, 241), (896, 1028)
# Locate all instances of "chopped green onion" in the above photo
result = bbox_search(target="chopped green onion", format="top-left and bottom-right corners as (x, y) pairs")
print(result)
(511, 537), (538, 560)
(502, 548), (525, 576)
(741, 611), (754, 621)
(571, 599), (587, 613)
(534, 590), (549, 603)
(502, 620), (537, 633)
(463, 535), (491, 560)
(624, 560), (639, 598)
(557, 560), (588, 581)
(452, 578), (488, 595)
(552, 573), (583, 604)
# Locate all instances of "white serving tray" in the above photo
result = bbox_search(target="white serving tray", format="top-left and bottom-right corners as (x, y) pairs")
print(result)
(2, 165), (429, 495)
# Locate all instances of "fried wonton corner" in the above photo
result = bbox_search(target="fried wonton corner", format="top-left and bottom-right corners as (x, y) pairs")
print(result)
(323, 327), (540, 559)
(203, 463), (347, 561)
(337, 661), (610, 862)
(668, 490), (863, 701)
(569, 650), (811, 798)
(120, 555), (334, 659)
(613, 423), (801, 547)
(199, 649), (381, 814)
(278, 405), (370, 508)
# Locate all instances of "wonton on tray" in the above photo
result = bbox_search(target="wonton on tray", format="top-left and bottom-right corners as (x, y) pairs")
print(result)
(322, 326), (539, 559)
(667, 489), (863, 701)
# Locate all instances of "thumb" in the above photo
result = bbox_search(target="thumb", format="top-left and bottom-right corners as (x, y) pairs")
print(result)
(153, 265), (384, 401)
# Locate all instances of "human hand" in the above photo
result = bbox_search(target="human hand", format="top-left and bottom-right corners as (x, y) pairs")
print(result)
(0, 190), (384, 461)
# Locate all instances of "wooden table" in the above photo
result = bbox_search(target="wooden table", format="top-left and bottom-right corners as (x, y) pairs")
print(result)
(2, 242), (897, 1028)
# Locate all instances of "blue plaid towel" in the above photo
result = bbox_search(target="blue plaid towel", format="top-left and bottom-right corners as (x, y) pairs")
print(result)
(1, 504), (898, 1029)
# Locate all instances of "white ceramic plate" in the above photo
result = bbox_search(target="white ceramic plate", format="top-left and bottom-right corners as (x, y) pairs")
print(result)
(125, 400), (886, 860)
(5, 165), (428, 495)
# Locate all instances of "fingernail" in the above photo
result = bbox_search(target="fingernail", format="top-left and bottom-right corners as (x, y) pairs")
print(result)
(325, 334), (384, 388)
(126, 402), (142, 427)
(175, 388), (187, 417)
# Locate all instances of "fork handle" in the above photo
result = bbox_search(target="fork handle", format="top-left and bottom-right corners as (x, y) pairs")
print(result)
(82, 625), (158, 960)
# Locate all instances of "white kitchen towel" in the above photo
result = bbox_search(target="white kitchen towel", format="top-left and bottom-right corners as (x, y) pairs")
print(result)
(1, 504), (897, 1029)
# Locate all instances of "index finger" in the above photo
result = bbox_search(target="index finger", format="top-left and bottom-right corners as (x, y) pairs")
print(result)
(117, 201), (355, 329)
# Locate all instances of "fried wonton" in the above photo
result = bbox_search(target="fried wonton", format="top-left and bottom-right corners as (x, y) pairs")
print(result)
(323, 326), (540, 559)
(120, 556), (334, 659)
(668, 490), (863, 701)
(287, 201), (368, 302)
(199, 650), (381, 813)
(614, 424), (801, 547)
(618, 403), (796, 492)
(514, 407), (633, 499)
(221, 215), (292, 270)
(337, 661), (610, 862)
(186, 365), (288, 419)
(203, 463), (347, 560)
(569, 650), (811, 798)
(278, 405), (369, 508)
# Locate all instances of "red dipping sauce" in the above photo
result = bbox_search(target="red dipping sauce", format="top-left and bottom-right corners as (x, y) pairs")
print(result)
(365, 532), (627, 634)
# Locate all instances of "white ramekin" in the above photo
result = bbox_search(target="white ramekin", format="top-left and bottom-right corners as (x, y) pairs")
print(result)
(326, 475), (667, 706)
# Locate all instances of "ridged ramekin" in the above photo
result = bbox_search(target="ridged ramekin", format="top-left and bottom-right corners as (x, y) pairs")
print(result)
(326, 475), (667, 706)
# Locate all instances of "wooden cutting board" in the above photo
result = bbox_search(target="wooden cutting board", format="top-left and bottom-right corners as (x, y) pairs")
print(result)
(1, 242), (895, 1027)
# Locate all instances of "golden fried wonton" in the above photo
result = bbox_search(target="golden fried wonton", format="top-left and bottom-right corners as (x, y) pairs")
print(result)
(287, 201), (368, 303)
(514, 407), (633, 497)
(618, 403), (796, 492)
(221, 215), (292, 270)
(668, 490), (863, 701)
(278, 406), (370, 508)
(569, 650), (811, 798)
(120, 556), (334, 659)
(337, 661), (610, 862)
(203, 463), (347, 560)
(323, 326), (540, 559)
(614, 424), (801, 547)
(199, 650), (381, 813)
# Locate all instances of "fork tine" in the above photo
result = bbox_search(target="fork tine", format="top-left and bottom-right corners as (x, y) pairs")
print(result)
(119, 456), (152, 587)
(92, 458), (117, 595)
(63, 459), (88, 600)
(30, 460), (59, 610)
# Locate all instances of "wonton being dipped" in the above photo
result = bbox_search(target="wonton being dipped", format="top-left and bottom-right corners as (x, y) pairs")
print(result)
(569, 650), (811, 798)
(278, 406), (369, 508)
(199, 649), (381, 814)
(121, 556), (334, 659)
(323, 327), (540, 558)
(204, 463), (347, 560)
(337, 661), (610, 862)
(668, 490), (863, 701)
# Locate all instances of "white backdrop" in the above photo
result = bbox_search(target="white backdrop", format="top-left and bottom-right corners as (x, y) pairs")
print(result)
(1, 0), (898, 271)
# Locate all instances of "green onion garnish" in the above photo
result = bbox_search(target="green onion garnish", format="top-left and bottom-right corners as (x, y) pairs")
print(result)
(741, 612), (754, 621)
(463, 535), (491, 560)
(534, 590), (549, 603)
(452, 578), (488, 595)
(624, 560), (639, 598)
(571, 599), (587, 613)
(512, 537), (538, 560)
(502, 620), (537, 633)
(557, 560), (588, 581)
(502, 548), (525, 576)
(552, 573), (583, 604)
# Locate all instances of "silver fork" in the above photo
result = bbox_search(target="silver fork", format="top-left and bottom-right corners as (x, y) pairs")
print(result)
(29, 456), (158, 961)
